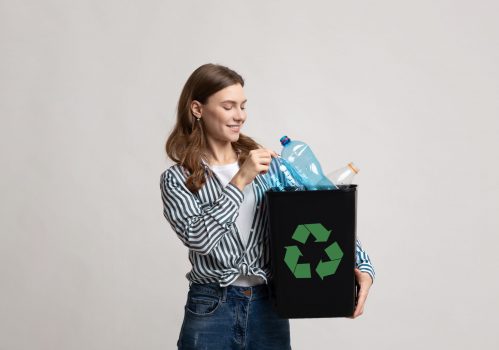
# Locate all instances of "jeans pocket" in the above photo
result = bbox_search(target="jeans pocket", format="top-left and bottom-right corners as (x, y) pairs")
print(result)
(185, 291), (222, 317)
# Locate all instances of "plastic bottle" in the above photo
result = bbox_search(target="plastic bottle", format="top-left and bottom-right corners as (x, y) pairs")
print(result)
(326, 162), (359, 189)
(279, 136), (337, 190)
(263, 156), (306, 192)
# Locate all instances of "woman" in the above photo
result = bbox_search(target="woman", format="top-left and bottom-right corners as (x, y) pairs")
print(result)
(160, 63), (375, 349)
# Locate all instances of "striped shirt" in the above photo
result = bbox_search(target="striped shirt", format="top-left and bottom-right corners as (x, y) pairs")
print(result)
(159, 157), (376, 287)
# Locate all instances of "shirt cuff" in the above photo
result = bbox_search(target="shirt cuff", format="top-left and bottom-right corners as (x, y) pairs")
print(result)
(224, 182), (245, 206)
(358, 265), (375, 285)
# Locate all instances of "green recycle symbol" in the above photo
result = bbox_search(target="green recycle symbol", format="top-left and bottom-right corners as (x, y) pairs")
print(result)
(284, 223), (343, 280)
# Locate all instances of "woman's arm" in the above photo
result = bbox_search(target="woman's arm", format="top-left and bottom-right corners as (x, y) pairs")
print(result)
(159, 168), (244, 255)
(355, 239), (375, 284)
(351, 239), (375, 318)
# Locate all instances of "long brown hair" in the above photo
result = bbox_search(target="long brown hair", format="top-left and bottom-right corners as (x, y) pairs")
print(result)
(165, 63), (263, 193)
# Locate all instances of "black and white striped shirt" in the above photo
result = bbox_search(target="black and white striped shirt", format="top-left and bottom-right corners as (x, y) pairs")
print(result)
(160, 158), (375, 287)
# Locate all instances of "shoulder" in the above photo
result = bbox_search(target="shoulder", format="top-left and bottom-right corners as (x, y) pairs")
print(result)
(164, 162), (196, 176)
(160, 163), (210, 186)
(160, 164), (190, 186)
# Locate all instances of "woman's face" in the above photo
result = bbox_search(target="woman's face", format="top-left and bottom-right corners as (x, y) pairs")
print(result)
(192, 83), (247, 143)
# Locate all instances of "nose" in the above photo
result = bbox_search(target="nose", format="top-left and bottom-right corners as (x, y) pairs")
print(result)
(235, 108), (245, 122)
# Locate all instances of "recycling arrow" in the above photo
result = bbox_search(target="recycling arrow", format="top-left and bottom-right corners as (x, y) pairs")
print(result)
(284, 223), (343, 280)
(284, 246), (311, 278)
(316, 259), (341, 280)
(291, 223), (331, 243)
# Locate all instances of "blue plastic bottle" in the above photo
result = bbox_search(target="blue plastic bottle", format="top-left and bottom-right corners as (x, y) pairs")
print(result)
(263, 156), (306, 192)
(279, 136), (337, 190)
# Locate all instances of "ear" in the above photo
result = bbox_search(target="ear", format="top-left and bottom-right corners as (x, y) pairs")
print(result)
(190, 100), (203, 118)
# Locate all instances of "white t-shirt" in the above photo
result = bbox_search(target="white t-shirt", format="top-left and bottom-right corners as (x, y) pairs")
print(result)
(209, 161), (266, 286)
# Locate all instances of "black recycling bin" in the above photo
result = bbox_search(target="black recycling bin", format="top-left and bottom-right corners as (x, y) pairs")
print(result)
(265, 185), (359, 318)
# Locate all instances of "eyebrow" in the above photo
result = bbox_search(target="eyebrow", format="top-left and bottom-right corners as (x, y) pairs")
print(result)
(220, 99), (247, 104)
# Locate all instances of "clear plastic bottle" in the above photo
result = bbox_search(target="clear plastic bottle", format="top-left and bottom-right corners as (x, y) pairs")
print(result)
(326, 162), (359, 189)
(279, 136), (337, 190)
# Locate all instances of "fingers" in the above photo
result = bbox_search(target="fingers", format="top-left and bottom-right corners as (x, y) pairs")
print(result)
(251, 148), (278, 176)
(355, 286), (368, 316)
(352, 302), (364, 318)
(350, 268), (370, 319)
(255, 149), (277, 162)
(256, 148), (279, 158)
(349, 288), (366, 319)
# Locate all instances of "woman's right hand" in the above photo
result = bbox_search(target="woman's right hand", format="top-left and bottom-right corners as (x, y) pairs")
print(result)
(230, 148), (279, 191)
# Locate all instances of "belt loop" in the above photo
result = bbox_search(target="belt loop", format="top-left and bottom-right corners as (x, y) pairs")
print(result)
(221, 285), (227, 302)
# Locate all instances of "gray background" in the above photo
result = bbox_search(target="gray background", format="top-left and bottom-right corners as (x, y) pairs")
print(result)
(1, 1), (498, 349)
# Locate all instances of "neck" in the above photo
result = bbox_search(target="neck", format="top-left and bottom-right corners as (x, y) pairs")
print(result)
(205, 139), (239, 165)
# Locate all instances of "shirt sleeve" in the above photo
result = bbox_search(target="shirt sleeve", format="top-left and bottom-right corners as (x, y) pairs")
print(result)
(355, 238), (376, 284)
(266, 156), (295, 189)
(160, 169), (245, 255)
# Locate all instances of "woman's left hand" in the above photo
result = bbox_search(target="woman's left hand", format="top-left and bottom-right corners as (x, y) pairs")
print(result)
(349, 268), (373, 319)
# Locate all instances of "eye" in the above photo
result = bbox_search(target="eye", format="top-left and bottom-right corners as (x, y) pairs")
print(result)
(223, 106), (232, 110)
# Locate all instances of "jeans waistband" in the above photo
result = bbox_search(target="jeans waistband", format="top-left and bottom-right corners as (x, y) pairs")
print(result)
(189, 282), (271, 302)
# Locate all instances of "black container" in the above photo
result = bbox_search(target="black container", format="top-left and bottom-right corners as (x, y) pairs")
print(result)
(265, 185), (359, 318)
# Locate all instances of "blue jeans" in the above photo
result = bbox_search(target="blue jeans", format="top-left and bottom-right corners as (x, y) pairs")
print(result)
(177, 282), (291, 349)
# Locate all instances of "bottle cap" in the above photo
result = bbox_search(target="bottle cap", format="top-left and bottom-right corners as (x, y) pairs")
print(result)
(280, 136), (290, 146)
(348, 162), (359, 174)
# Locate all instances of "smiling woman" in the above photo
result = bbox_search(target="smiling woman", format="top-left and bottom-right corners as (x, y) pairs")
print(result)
(160, 63), (289, 349)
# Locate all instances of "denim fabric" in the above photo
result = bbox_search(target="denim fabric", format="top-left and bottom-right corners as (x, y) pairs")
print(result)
(177, 282), (291, 349)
